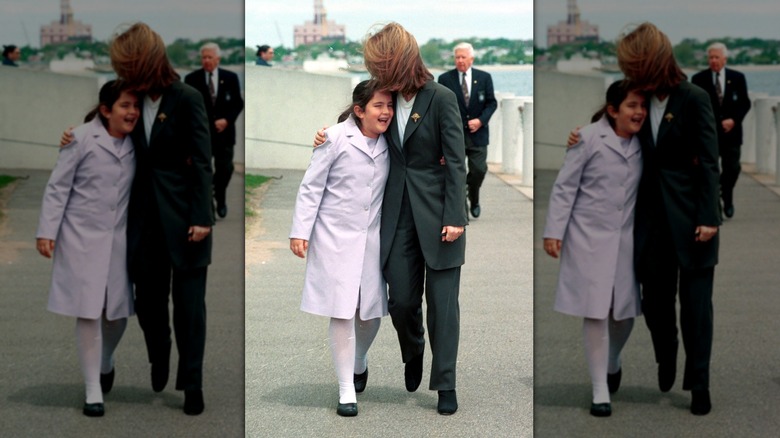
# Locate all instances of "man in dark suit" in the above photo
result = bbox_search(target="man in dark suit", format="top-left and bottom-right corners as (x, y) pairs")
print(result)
(111, 23), (214, 416)
(185, 43), (244, 219)
(438, 42), (497, 218)
(691, 42), (751, 219)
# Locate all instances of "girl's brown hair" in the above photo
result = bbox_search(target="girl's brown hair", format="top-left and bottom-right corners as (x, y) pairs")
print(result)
(616, 22), (686, 94)
(362, 22), (432, 97)
(337, 80), (383, 130)
(84, 80), (136, 129)
(109, 22), (179, 93)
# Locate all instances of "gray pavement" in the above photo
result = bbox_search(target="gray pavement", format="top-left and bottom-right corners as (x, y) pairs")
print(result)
(0, 168), (244, 437)
(534, 169), (780, 437)
(245, 168), (533, 437)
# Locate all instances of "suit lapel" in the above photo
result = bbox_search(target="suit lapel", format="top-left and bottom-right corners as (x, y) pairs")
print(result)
(149, 84), (181, 146)
(403, 83), (434, 145)
(655, 90), (682, 147)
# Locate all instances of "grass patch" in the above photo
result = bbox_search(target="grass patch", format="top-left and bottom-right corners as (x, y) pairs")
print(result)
(245, 174), (272, 217)
(0, 175), (18, 190)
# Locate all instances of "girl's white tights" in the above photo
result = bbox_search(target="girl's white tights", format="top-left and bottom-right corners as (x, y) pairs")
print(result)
(329, 313), (381, 404)
(76, 312), (127, 404)
(582, 313), (634, 404)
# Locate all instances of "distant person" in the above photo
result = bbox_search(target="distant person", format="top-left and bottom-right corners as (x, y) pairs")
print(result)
(185, 42), (245, 219)
(290, 80), (392, 417)
(437, 42), (497, 218)
(38, 80), (139, 417)
(691, 42), (751, 219)
(545, 80), (645, 417)
(256, 45), (274, 66)
(2, 44), (20, 66)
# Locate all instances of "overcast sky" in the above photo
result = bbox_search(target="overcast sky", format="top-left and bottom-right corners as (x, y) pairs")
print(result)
(1, 0), (243, 48)
(247, 0), (533, 49)
(536, 0), (780, 48)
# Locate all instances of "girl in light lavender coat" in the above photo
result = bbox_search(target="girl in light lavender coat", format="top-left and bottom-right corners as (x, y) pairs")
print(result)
(36, 81), (139, 417)
(543, 80), (647, 417)
(290, 80), (393, 417)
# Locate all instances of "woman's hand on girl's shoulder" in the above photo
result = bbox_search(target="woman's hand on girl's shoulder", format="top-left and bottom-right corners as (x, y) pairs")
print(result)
(60, 127), (75, 148)
(313, 126), (329, 148)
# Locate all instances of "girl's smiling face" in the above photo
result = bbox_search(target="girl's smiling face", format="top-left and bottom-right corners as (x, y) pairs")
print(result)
(608, 90), (647, 139)
(101, 91), (140, 138)
(355, 90), (394, 139)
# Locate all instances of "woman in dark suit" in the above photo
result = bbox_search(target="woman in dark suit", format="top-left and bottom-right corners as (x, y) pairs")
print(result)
(363, 22), (467, 415)
(110, 23), (214, 416)
(618, 23), (721, 416)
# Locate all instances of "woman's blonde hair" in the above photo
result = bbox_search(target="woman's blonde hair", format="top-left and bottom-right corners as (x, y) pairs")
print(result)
(616, 22), (685, 93)
(362, 22), (432, 97)
(109, 22), (179, 92)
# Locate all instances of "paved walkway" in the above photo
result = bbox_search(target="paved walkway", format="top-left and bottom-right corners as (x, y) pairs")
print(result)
(534, 169), (780, 437)
(244, 167), (534, 437)
(0, 169), (244, 437)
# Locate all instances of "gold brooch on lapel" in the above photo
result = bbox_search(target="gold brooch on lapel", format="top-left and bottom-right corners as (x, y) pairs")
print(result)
(157, 113), (167, 123)
(411, 113), (421, 123)
(664, 113), (674, 122)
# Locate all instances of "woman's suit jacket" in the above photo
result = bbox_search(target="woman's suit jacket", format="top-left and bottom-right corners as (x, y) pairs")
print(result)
(37, 117), (135, 320)
(634, 81), (721, 275)
(127, 80), (214, 278)
(290, 115), (390, 320)
(380, 81), (468, 270)
(544, 116), (642, 320)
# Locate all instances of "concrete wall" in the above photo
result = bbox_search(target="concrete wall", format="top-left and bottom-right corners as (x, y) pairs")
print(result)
(244, 66), (531, 179)
(534, 70), (611, 170)
(245, 66), (353, 170)
(0, 66), (246, 171)
(1, 68), (98, 169)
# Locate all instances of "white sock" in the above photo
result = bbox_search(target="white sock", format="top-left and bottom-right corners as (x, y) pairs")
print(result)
(608, 314), (634, 375)
(329, 317), (356, 404)
(101, 314), (127, 374)
(354, 315), (380, 375)
(582, 318), (610, 404)
(76, 318), (103, 404)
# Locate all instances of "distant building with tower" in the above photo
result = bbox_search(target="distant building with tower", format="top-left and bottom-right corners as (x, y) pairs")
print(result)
(40, 0), (92, 47)
(293, 0), (346, 47)
(547, 0), (599, 47)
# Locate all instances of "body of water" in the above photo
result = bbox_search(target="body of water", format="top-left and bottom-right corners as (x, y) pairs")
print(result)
(742, 69), (780, 96)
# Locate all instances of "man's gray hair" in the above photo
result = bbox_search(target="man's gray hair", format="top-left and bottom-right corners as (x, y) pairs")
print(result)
(453, 42), (474, 58)
(707, 42), (728, 58)
(200, 42), (221, 57)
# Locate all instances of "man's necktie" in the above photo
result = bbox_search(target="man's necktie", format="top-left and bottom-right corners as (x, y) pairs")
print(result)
(715, 71), (723, 106)
(461, 72), (470, 107)
(208, 72), (216, 105)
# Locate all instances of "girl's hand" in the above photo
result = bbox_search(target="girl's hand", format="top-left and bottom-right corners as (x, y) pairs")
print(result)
(543, 238), (562, 258)
(36, 238), (55, 258)
(290, 238), (308, 258)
